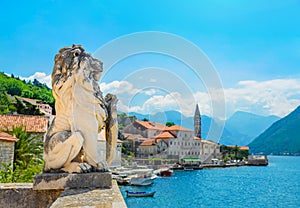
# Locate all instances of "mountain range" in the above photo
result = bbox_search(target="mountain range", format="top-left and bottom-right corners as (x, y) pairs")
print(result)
(125, 110), (280, 146)
(249, 106), (300, 155)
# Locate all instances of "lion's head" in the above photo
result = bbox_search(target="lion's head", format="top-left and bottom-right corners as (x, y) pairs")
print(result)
(52, 44), (103, 87)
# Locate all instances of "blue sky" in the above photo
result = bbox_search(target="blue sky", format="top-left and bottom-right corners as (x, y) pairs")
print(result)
(1, 0), (300, 118)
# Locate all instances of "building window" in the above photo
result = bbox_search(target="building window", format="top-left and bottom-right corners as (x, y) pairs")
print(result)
(170, 141), (172, 145)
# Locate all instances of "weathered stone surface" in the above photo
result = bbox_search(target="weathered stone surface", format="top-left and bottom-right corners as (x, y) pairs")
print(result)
(0, 183), (62, 208)
(44, 44), (118, 173)
(33, 172), (112, 190)
(50, 180), (127, 208)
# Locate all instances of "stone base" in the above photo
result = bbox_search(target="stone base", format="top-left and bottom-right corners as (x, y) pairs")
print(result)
(33, 172), (112, 190)
(50, 180), (127, 208)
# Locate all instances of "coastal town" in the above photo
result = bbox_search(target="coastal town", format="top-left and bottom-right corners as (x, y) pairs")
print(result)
(0, 96), (268, 188)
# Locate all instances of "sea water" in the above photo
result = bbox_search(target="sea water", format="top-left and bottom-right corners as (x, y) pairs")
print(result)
(120, 156), (300, 208)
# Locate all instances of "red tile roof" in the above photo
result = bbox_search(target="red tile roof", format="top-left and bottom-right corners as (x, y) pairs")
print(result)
(135, 120), (166, 130)
(194, 136), (202, 141)
(0, 132), (19, 142)
(155, 131), (176, 139)
(123, 133), (143, 140)
(139, 139), (155, 146)
(0, 115), (49, 133)
(165, 125), (193, 132)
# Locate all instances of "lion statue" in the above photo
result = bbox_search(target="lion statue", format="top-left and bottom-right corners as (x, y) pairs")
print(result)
(43, 44), (118, 173)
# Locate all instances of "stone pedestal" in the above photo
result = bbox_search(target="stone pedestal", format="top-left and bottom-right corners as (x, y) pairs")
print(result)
(33, 172), (112, 190)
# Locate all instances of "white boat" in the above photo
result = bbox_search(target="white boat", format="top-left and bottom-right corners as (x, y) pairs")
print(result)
(130, 176), (155, 186)
(130, 172), (157, 186)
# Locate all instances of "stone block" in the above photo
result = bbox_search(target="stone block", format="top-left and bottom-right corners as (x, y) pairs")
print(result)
(50, 180), (127, 208)
(33, 172), (112, 190)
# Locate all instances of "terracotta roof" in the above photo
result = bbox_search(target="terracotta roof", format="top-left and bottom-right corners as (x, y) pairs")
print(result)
(155, 131), (176, 139)
(0, 132), (19, 142)
(139, 139), (155, 146)
(165, 125), (193, 132)
(194, 136), (202, 141)
(156, 139), (169, 144)
(0, 115), (49, 133)
(201, 139), (218, 145)
(227, 146), (249, 151)
(122, 133), (143, 140)
(135, 120), (166, 130)
(117, 139), (123, 143)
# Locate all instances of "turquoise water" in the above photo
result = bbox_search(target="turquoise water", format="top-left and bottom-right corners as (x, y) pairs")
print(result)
(120, 156), (300, 208)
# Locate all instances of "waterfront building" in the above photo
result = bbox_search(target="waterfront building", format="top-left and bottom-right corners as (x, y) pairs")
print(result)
(137, 139), (157, 158)
(200, 139), (221, 163)
(122, 133), (147, 156)
(122, 105), (221, 163)
(166, 125), (201, 160)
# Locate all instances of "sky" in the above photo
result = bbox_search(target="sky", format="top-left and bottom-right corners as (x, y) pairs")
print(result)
(1, 0), (300, 119)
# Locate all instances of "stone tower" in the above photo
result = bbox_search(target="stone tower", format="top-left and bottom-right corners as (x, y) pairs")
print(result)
(194, 104), (201, 138)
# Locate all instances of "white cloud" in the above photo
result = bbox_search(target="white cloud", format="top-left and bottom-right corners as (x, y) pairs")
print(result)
(111, 78), (300, 118)
(224, 79), (300, 117)
(20, 72), (52, 88)
(100, 81), (139, 95)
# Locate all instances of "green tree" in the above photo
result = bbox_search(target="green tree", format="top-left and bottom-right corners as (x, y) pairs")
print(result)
(0, 90), (11, 114)
(0, 126), (44, 182)
(142, 118), (149, 121)
(166, 121), (175, 127)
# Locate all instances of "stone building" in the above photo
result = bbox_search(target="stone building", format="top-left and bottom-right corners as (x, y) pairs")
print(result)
(137, 139), (157, 158)
(165, 125), (201, 160)
(122, 104), (221, 163)
(200, 139), (221, 163)
(0, 132), (19, 169)
(122, 120), (166, 138)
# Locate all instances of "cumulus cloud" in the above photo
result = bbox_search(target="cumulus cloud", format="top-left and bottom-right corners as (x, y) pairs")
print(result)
(109, 78), (300, 118)
(20, 72), (52, 88)
(100, 81), (139, 95)
(224, 79), (300, 117)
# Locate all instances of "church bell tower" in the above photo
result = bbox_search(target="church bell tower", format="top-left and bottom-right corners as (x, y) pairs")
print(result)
(194, 104), (201, 138)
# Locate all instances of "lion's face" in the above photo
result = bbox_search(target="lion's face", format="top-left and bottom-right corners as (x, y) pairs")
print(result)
(52, 44), (103, 85)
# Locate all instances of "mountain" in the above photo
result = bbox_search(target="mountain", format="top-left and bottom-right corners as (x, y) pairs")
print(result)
(226, 111), (280, 138)
(224, 111), (280, 145)
(249, 106), (300, 155)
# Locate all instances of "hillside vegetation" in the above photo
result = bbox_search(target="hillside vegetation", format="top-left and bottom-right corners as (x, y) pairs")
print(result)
(0, 72), (54, 114)
(249, 106), (300, 155)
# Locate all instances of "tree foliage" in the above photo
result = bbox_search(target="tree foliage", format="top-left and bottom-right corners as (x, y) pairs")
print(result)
(0, 72), (54, 115)
(0, 126), (44, 182)
(166, 121), (175, 127)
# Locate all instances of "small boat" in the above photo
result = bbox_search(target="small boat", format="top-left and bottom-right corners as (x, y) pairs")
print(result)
(125, 190), (156, 197)
(155, 168), (173, 177)
(130, 176), (155, 186)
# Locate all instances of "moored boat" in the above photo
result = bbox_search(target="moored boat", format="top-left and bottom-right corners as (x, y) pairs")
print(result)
(126, 190), (156, 197)
(130, 175), (155, 186)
